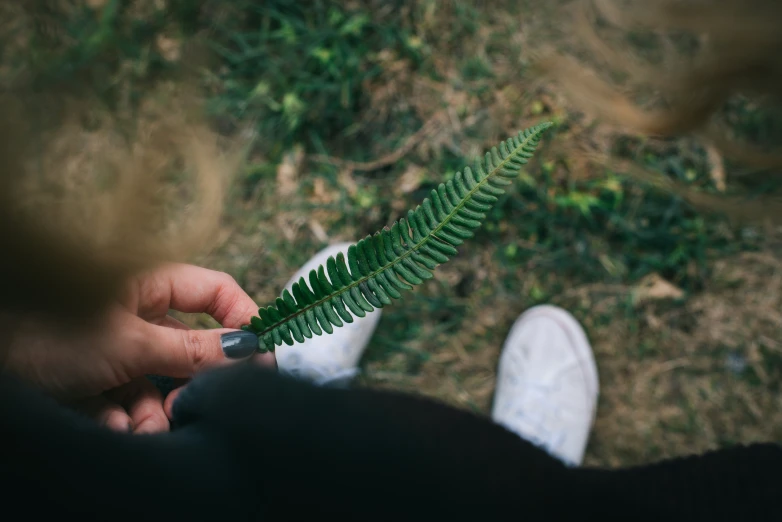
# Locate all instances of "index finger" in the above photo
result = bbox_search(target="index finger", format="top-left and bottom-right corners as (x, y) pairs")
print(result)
(133, 263), (259, 329)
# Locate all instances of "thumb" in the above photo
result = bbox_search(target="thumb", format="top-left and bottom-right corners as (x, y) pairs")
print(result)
(135, 321), (263, 378)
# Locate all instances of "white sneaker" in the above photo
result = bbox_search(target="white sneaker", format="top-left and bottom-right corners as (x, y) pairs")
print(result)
(274, 242), (381, 387)
(491, 305), (599, 466)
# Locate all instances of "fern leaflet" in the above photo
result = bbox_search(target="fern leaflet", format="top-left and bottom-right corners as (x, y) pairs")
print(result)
(243, 122), (553, 352)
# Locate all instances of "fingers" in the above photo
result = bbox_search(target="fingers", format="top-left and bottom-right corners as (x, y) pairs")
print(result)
(133, 319), (259, 377)
(107, 379), (169, 434)
(132, 264), (260, 329)
(252, 351), (278, 369)
(74, 380), (170, 434)
(121, 263), (278, 380)
(73, 395), (133, 433)
(163, 385), (183, 419)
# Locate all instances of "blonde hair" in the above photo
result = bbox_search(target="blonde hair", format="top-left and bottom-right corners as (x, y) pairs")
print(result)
(0, 2), (236, 321)
(540, 0), (782, 220)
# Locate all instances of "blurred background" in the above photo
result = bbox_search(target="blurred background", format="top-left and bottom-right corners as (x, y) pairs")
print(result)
(6, 0), (782, 467)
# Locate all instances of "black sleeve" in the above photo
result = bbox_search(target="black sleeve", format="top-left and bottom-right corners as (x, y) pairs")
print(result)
(575, 442), (782, 520)
(0, 372), (258, 521)
(3, 364), (781, 521)
(172, 365), (782, 521)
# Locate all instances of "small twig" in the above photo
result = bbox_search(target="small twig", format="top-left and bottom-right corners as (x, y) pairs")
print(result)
(310, 114), (445, 172)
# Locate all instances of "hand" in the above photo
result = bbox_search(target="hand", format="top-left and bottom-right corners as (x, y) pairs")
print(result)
(4, 264), (275, 433)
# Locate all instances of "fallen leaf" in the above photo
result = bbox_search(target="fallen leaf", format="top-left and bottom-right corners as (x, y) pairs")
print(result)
(274, 212), (303, 242)
(156, 35), (181, 62)
(308, 220), (329, 243)
(338, 168), (358, 197)
(632, 273), (684, 306)
(396, 164), (425, 195)
(311, 177), (334, 204)
(276, 145), (304, 197)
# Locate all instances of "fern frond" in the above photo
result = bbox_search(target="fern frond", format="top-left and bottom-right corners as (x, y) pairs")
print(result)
(243, 122), (553, 352)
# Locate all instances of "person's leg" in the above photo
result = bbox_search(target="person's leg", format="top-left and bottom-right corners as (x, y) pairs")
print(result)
(274, 243), (380, 387)
(169, 359), (782, 521)
(492, 305), (599, 466)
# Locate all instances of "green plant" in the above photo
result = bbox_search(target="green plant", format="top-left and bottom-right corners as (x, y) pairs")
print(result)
(208, 0), (419, 157)
(242, 122), (552, 352)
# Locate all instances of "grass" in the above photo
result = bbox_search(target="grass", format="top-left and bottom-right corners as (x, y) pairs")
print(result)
(17, 0), (782, 468)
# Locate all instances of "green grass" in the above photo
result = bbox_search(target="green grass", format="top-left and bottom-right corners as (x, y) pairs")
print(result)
(204, 0), (423, 160)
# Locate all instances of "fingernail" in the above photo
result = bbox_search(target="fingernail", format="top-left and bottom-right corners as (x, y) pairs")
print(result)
(220, 331), (259, 359)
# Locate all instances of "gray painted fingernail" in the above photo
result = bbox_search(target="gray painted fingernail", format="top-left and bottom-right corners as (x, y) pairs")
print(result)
(221, 331), (259, 359)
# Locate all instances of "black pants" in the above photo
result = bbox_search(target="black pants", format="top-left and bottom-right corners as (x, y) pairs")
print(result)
(2, 364), (780, 521)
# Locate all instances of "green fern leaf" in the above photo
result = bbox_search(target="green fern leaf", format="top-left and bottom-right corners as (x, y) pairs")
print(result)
(243, 122), (553, 353)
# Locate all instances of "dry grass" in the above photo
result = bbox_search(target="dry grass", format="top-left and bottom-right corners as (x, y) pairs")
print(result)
(581, 251), (782, 466)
